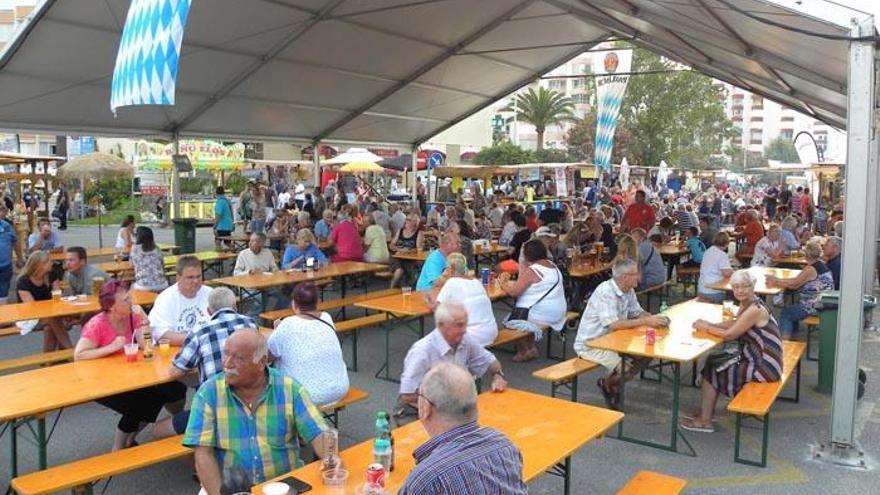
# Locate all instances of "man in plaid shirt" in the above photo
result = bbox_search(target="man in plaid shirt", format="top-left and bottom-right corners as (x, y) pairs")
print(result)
(184, 329), (328, 494)
(152, 287), (255, 438)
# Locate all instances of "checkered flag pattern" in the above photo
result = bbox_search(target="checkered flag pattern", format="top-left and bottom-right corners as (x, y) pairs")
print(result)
(110, 0), (193, 113)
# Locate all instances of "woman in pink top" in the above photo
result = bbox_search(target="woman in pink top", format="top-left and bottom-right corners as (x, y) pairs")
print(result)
(328, 204), (364, 262)
(74, 280), (186, 450)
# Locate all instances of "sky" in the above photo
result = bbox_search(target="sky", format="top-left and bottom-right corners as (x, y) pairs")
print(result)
(824, 0), (880, 22)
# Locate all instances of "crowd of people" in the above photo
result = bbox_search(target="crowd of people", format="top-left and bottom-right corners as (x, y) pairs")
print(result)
(0, 172), (868, 495)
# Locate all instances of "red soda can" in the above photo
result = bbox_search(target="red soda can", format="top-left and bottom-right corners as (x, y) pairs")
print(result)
(366, 463), (386, 487)
(645, 327), (656, 346)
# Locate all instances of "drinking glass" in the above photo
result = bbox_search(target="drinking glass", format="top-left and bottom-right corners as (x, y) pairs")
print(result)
(402, 286), (412, 296)
(123, 343), (139, 362)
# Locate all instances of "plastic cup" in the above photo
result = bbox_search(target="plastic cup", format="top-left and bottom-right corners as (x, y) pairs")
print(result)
(158, 338), (171, 357)
(123, 343), (139, 362)
(321, 468), (349, 486)
(261, 482), (290, 495)
(51, 290), (62, 300)
(402, 286), (412, 296)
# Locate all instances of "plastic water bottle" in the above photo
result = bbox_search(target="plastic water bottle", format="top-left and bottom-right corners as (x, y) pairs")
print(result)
(373, 437), (392, 473)
(659, 300), (669, 316)
(374, 412), (395, 471)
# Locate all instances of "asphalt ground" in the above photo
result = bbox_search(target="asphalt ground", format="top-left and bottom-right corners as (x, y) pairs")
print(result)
(1, 224), (878, 494)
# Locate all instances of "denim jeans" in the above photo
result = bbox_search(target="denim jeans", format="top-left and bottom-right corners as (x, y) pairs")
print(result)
(698, 291), (727, 303)
(779, 305), (813, 338)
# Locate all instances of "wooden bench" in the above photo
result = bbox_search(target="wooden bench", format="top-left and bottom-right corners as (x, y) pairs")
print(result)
(803, 314), (820, 361)
(616, 470), (686, 494)
(532, 357), (599, 401)
(259, 288), (401, 326)
(488, 328), (532, 349)
(0, 326), (20, 338)
(636, 281), (670, 312)
(727, 340), (806, 467)
(10, 388), (370, 495)
(675, 266), (700, 296)
(0, 349), (75, 375)
(544, 311), (582, 361)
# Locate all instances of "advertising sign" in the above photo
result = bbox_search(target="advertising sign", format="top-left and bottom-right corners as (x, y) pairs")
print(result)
(593, 49), (632, 170)
(135, 140), (245, 171)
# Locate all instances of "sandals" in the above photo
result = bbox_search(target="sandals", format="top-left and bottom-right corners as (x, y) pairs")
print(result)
(679, 417), (715, 433)
(597, 378), (619, 410)
(681, 412), (718, 424)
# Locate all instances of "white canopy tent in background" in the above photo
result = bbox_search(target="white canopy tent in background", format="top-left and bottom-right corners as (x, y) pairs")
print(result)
(0, 0), (877, 463)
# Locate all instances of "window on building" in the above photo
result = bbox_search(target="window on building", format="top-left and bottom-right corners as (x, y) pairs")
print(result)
(571, 78), (584, 89)
(749, 128), (762, 144)
(752, 95), (763, 110)
(780, 129), (793, 141)
(571, 93), (588, 104)
(548, 79), (565, 90)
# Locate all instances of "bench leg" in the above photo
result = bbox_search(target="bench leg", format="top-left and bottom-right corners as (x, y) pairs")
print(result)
(348, 330), (359, 372)
(806, 326), (818, 361)
(779, 359), (802, 403)
(734, 413), (769, 467)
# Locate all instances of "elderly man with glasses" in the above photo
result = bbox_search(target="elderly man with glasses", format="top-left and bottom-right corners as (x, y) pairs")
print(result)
(573, 258), (670, 409)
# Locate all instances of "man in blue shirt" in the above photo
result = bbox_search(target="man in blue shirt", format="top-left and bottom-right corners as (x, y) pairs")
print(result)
(314, 210), (334, 241)
(213, 186), (235, 251)
(0, 205), (24, 304)
(27, 219), (61, 253)
(415, 232), (460, 291)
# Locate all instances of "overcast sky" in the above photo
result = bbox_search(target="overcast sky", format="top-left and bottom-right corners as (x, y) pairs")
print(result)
(829, 0), (880, 20)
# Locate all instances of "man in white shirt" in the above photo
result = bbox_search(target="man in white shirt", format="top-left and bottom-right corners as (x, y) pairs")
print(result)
(698, 231), (734, 303)
(574, 258), (669, 408)
(149, 256), (213, 346)
(294, 182), (306, 209)
(277, 186), (292, 210)
(396, 302), (506, 416)
(390, 203), (407, 237)
(233, 233), (278, 276)
(488, 202), (504, 228)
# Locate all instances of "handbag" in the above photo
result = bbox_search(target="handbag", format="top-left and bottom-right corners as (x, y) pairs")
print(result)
(508, 266), (560, 322)
(705, 347), (743, 372)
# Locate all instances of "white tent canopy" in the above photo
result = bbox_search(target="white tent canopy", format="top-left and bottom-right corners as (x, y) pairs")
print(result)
(0, 0), (872, 146)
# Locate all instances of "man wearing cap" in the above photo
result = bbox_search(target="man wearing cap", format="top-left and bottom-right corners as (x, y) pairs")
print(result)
(535, 225), (566, 263)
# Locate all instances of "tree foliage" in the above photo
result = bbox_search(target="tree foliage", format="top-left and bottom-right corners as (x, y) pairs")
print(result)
(764, 136), (800, 163)
(565, 107), (633, 164)
(473, 143), (535, 165)
(503, 87), (575, 150)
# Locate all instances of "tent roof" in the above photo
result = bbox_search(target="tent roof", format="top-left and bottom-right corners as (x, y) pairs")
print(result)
(0, 0), (872, 145)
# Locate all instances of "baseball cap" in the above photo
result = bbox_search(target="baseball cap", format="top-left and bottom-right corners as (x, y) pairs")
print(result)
(535, 226), (557, 238)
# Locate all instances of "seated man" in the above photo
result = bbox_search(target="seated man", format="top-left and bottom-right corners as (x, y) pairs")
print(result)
(415, 231), (460, 291)
(314, 209), (334, 241)
(232, 233), (278, 276)
(149, 256), (213, 346)
(153, 287), (255, 438)
(62, 246), (108, 295)
(184, 329), (328, 493)
(573, 258), (670, 409)
(698, 232), (734, 303)
(28, 219), (62, 253)
(397, 302), (506, 417)
(398, 362), (527, 495)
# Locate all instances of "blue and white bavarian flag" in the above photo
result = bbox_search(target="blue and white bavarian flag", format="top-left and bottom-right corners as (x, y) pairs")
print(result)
(110, 0), (193, 113)
(593, 49), (632, 170)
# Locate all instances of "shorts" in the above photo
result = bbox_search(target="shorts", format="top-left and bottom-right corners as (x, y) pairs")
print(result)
(172, 409), (191, 434)
(0, 263), (12, 301)
(576, 346), (622, 374)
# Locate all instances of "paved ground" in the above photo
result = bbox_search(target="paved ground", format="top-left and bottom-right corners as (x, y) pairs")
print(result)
(1, 224), (879, 494)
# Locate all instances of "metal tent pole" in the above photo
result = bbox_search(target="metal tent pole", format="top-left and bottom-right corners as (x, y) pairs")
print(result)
(824, 15), (876, 466)
(171, 135), (181, 220)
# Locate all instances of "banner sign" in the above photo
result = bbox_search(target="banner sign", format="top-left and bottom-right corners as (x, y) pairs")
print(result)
(135, 140), (245, 171)
(554, 167), (568, 197)
(111, 0), (193, 112)
(593, 49), (632, 170)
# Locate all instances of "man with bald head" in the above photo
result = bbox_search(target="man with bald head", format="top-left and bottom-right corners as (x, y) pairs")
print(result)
(183, 329), (328, 495)
(396, 302), (506, 416)
(398, 362), (526, 495)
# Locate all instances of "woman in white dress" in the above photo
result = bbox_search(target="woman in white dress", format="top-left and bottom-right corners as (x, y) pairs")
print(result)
(425, 253), (497, 346)
(115, 215), (136, 259)
(267, 282), (349, 407)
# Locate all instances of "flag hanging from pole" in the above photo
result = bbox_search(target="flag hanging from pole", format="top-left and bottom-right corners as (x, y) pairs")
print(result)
(593, 49), (632, 170)
(110, 0), (193, 113)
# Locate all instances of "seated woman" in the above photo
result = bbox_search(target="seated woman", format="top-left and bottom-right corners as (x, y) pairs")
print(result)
(682, 269), (783, 433)
(115, 215), (136, 259)
(328, 204), (364, 262)
(362, 214), (390, 264)
(425, 253), (497, 347)
(267, 208), (292, 251)
(697, 232), (734, 303)
(767, 240), (834, 338)
(130, 226), (168, 293)
(281, 229), (328, 270)
(501, 240), (567, 362)
(267, 282), (349, 407)
(16, 251), (70, 351)
(735, 209), (764, 256)
(648, 216), (676, 243)
(751, 224), (785, 267)
(636, 230), (667, 290)
(388, 214), (420, 288)
(74, 280), (186, 450)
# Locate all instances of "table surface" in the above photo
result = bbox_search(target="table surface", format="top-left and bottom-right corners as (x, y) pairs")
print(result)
(707, 266), (802, 295)
(253, 388), (624, 494)
(569, 261), (612, 278)
(393, 244), (507, 262)
(211, 261), (388, 290)
(216, 234), (251, 242)
(587, 300), (724, 362)
(355, 282), (508, 317)
(0, 290), (158, 326)
(772, 254), (808, 266)
(96, 250), (237, 274)
(659, 243), (690, 256)
(0, 348), (178, 422)
(49, 244), (177, 262)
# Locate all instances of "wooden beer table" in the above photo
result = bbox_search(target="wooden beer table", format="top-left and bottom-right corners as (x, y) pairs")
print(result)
(0, 348), (180, 480)
(254, 388), (624, 495)
(659, 242), (690, 280)
(0, 290), (157, 326)
(48, 244), (177, 262)
(96, 250), (236, 279)
(772, 253), (808, 267)
(707, 266), (802, 296)
(355, 283), (508, 382)
(587, 299), (723, 456)
(568, 260), (612, 307)
(215, 234), (250, 251)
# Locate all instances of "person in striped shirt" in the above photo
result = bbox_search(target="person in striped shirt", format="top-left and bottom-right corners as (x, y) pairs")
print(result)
(398, 361), (527, 495)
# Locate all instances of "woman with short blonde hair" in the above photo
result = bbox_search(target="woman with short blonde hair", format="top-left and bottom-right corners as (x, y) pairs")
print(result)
(767, 239), (834, 337)
(16, 251), (71, 351)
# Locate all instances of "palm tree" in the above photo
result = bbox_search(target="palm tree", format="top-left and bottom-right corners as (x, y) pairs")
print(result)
(503, 86), (576, 150)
